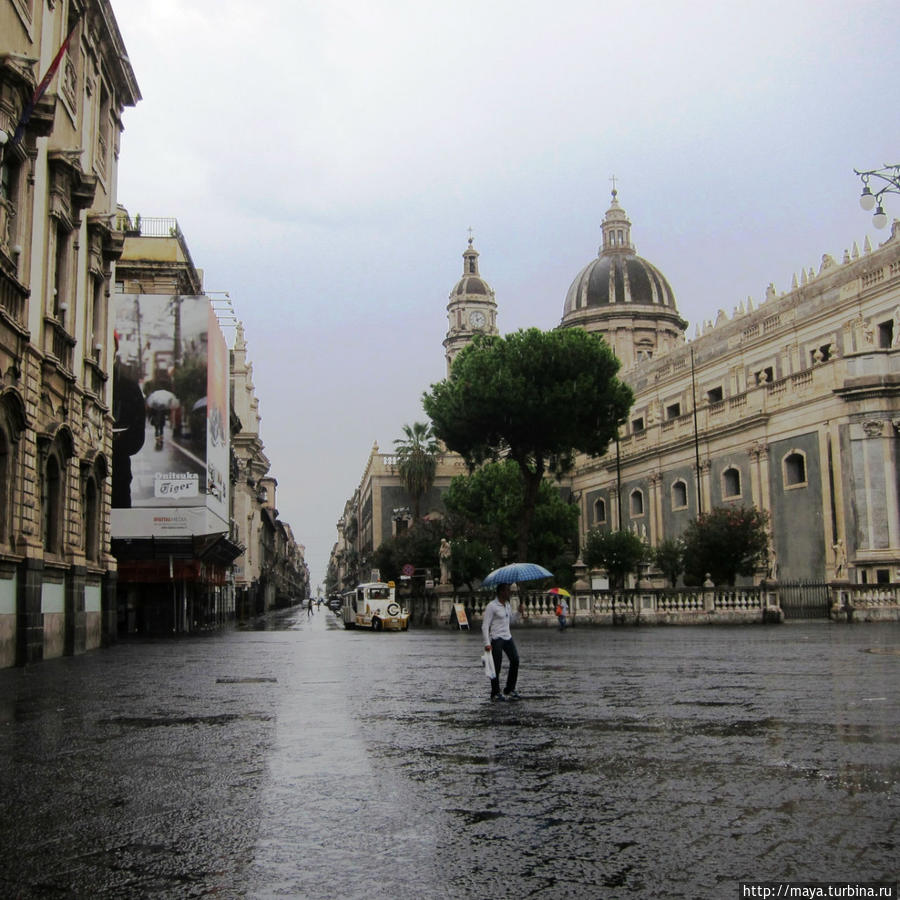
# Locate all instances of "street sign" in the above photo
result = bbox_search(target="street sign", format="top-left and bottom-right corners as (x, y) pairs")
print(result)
(453, 603), (469, 630)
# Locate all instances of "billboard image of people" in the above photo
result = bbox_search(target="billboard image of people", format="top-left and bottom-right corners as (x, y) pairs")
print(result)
(111, 294), (229, 538)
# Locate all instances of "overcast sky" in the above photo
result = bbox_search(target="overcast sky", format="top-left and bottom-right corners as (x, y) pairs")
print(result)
(110, 0), (900, 590)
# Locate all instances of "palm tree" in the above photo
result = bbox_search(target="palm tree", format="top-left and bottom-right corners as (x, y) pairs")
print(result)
(394, 422), (440, 526)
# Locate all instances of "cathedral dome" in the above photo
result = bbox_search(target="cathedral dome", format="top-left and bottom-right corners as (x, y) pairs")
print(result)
(563, 190), (679, 316)
(564, 252), (677, 313)
(560, 189), (687, 368)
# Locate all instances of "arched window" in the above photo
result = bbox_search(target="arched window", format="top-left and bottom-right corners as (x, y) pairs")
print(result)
(671, 479), (688, 510)
(0, 428), (9, 545)
(43, 452), (64, 554)
(784, 451), (807, 488)
(83, 475), (100, 562)
(722, 466), (741, 499)
(40, 429), (73, 556)
(630, 489), (644, 517)
(594, 497), (606, 525)
(0, 393), (26, 546)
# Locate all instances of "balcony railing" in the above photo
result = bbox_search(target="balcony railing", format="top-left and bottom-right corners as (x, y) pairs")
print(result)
(82, 357), (107, 398)
(115, 214), (180, 238)
(43, 316), (75, 373)
(0, 272), (28, 327)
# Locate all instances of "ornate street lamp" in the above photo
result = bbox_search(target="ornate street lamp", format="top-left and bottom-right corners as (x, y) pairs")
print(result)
(855, 164), (900, 229)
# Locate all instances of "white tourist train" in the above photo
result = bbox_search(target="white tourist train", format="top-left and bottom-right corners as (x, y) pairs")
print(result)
(341, 582), (410, 632)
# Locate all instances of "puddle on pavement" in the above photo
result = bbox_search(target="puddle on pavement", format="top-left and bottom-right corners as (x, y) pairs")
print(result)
(447, 808), (505, 825)
(99, 713), (271, 728)
(215, 677), (278, 684)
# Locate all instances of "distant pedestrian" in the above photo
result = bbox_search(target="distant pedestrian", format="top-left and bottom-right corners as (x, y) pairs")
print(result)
(556, 597), (569, 630)
(307, 598), (314, 617)
(482, 583), (520, 702)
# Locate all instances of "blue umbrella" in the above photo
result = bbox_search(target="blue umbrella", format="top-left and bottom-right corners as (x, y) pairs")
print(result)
(481, 562), (552, 588)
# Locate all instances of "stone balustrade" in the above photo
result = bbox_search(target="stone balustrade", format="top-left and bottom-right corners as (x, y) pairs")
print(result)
(410, 581), (900, 627)
(829, 583), (900, 622)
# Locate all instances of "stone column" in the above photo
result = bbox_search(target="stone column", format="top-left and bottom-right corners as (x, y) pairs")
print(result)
(699, 460), (712, 514)
(827, 423), (847, 575)
(756, 444), (771, 517)
(648, 472), (662, 547)
(885, 420), (900, 549)
(748, 443), (762, 508)
(609, 490), (621, 533)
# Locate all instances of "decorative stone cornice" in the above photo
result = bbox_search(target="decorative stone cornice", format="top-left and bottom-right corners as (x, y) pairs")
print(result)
(87, 213), (124, 271)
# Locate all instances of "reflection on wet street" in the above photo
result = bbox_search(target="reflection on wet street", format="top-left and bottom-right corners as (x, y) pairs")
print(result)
(0, 609), (897, 898)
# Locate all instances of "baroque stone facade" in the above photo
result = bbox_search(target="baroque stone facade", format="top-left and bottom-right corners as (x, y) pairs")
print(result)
(569, 194), (900, 586)
(333, 193), (900, 590)
(0, 0), (139, 665)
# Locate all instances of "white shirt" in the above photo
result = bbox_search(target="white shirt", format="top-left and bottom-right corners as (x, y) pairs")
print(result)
(482, 598), (512, 644)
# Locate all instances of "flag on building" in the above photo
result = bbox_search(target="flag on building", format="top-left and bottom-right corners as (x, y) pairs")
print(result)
(10, 17), (80, 147)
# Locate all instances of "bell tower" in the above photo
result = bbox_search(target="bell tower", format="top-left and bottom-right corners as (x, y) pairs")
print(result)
(443, 231), (499, 374)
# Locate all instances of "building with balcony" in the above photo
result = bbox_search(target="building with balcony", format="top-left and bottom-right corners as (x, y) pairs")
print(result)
(0, 0), (139, 665)
(567, 192), (900, 586)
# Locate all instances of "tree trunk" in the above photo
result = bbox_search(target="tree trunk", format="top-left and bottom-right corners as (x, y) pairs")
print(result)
(515, 461), (543, 562)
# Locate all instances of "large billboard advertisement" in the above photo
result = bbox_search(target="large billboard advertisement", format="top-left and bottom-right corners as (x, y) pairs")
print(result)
(111, 294), (230, 539)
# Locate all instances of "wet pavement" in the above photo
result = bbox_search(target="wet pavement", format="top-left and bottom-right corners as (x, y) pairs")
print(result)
(0, 609), (897, 899)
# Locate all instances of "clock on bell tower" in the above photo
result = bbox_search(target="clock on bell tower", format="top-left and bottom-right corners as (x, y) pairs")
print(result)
(443, 232), (499, 375)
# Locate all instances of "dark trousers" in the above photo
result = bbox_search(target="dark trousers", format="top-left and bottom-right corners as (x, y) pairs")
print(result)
(490, 637), (519, 695)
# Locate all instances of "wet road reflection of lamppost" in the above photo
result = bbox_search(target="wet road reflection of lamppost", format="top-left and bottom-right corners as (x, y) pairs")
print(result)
(855, 163), (900, 228)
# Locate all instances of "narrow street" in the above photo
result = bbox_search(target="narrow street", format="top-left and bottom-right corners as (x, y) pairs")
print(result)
(1, 610), (897, 898)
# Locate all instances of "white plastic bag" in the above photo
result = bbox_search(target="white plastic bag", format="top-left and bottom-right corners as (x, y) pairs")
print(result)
(482, 649), (496, 679)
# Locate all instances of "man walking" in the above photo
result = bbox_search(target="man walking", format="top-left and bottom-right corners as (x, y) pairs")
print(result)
(482, 583), (521, 701)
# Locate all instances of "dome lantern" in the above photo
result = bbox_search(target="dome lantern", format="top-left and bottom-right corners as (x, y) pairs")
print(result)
(600, 188), (634, 254)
